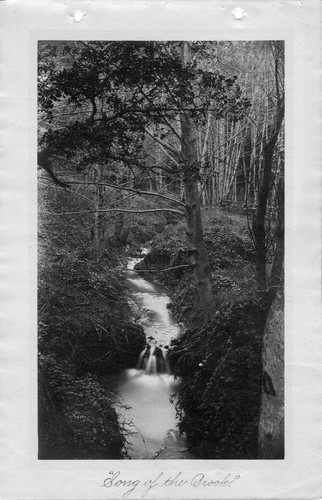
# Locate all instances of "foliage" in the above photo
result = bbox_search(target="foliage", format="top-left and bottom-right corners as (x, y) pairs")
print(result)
(169, 299), (268, 458)
(38, 41), (251, 195)
(39, 182), (146, 374)
(36, 40), (284, 460)
(122, 195), (168, 249)
(38, 178), (146, 459)
(38, 40), (253, 318)
(135, 208), (267, 458)
(136, 208), (256, 324)
(39, 354), (124, 459)
(39, 254), (146, 374)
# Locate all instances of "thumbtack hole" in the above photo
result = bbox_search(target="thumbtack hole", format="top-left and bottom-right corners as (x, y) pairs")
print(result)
(233, 8), (244, 20)
(74, 11), (84, 22)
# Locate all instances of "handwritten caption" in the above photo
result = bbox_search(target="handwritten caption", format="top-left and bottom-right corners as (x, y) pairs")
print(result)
(102, 470), (241, 499)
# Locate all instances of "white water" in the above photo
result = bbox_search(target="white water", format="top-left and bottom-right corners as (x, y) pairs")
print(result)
(113, 251), (186, 459)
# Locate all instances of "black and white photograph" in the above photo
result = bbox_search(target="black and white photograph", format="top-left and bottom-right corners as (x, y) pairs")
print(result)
(38, 40), (284, 461)
(1, 1), (321, 499)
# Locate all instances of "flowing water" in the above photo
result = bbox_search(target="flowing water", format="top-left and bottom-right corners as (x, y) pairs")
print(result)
(112, 251), (188, 459)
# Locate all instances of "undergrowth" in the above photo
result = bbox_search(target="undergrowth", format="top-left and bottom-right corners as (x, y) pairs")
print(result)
(38, 180), (146, 459)
(136, 207), (267, 458)
(39, 253), (145, 375)
(169, 299), (268, 458)
(136, 208), (257, 325)
(39, 355), (125, 459)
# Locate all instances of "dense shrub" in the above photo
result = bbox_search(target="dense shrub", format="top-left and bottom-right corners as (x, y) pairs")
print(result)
(135, 208), (267, 458)
(169, 299), (268, 458)
(135, 208), (257, 325)
(39, 254), (146, 374)
(128, 211), (168, 248)
(38, 179), (146, 459)
(39, 355), (125, 459)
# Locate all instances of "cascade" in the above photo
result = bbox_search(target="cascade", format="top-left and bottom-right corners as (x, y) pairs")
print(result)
(110, 247), (187, 459)
(137, 344), (170, 374)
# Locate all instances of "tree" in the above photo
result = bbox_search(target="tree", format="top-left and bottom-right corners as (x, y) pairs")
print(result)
(250, 42), (284, 457)
(250, 41), (284, 302)
(38, 41), (251, 319)
(179, 42), (215, 317)
(258, 276), (284, 458)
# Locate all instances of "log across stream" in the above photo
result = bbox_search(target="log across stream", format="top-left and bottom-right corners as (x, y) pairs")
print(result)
(111, 250), (189, 459)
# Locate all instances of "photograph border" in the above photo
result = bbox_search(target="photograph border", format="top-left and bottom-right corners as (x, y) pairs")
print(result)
(1, 1), (321, 499)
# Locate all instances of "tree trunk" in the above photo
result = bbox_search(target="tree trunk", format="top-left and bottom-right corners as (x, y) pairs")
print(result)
(113, 182), (132, 247)
(180, 112), (215, 319)
(258, 278), (284, 458)
(252, 99), (284, 295)
(267, 175), (284, 305)
(92, 164), (106, 261)
(179, 42), (216, 320)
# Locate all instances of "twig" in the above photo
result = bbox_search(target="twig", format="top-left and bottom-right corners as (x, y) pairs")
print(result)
(135, 264), (191, 273)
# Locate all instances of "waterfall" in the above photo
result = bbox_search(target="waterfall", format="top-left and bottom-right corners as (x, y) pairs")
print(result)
(109, 248), (186, 459)
(137, 345), (170, 374)
(126, 251), (173, 376)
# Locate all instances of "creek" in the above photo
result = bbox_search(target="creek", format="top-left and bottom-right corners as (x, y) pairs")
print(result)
(112, 250), (188, 459)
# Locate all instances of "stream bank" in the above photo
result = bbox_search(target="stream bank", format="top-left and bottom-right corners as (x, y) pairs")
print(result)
(38, 251), (146, 459)
(105, 252), (189, 459)
(38, 185), (147, 459)
(136, 209), (266, 459)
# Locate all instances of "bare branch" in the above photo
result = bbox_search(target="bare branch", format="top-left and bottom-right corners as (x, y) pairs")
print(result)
(79, 181), (185, 208)
(135, 264), (192, 273)
(43, 208), (185, 216)
(145, 127), (181, 164)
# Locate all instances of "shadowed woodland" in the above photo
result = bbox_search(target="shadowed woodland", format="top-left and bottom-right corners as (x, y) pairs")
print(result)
(38, 41), (284, 459)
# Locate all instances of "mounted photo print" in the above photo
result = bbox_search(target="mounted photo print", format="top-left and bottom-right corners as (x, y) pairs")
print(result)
(1, 1), (321, 500)
(38, 40), (284, 461)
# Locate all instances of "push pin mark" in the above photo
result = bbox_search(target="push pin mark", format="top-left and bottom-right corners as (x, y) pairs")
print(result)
(233, 8), (245, 20)
(73, 11), (84, 22)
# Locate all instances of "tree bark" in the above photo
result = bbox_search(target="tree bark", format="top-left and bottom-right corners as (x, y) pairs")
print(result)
(252, 98), (284, 295)
(180, 42), (215, 320)
(92, 164), (106, 261)
(267, 176), (284, 305)
(180, 112), (215, 320)
(114, 191), (132, 247)
(38, 151), (70, 188)
(258, 278), (284, 459)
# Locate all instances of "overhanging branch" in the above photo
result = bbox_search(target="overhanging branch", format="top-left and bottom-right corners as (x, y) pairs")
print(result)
(43, 207), (185, 216)
(135, 264), (192, 273)
(76, 181), (185, 208)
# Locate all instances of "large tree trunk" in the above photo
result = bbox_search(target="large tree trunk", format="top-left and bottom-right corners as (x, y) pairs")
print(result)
(258, 278), (284, 458)
(252, 99), (284, 295)
(267, 175), (284, 305)
(180, 42), (215, 320)
(180, 112), (215, 320)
